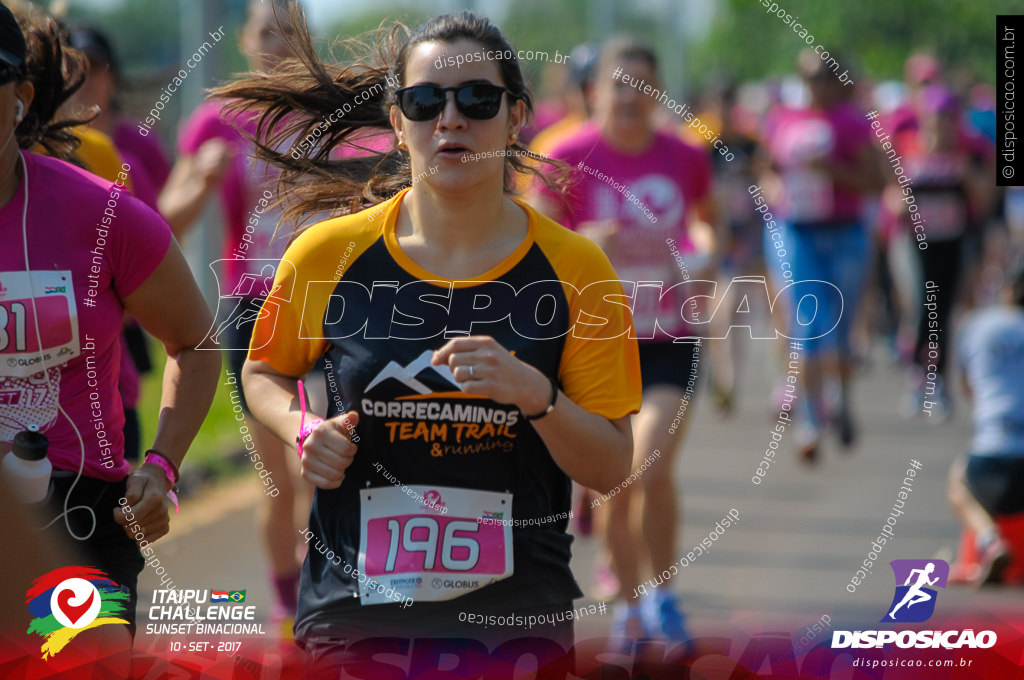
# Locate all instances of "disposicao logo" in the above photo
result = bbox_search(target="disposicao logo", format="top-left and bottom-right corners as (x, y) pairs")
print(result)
(882, 559), (947, 623)
(26, 566), (129, 659)
(832, 559), (997, 650)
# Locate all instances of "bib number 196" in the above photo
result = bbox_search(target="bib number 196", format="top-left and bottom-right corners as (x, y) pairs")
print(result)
(358, 485), (513, 603)
(384, 517), (480, 572)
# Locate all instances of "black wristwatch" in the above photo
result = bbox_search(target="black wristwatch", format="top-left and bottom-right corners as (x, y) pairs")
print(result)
(524, 375), (559, 421)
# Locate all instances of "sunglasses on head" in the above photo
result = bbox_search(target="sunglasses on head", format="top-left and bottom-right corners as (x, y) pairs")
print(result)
(394, 83), (511, 122)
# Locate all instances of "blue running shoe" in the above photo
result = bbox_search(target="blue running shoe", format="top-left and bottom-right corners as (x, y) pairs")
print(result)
(641, 592), (690, 642)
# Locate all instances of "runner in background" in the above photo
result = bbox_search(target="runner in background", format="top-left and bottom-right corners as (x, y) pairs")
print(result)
(761, 50), (884, 463)
(685, 77), (763, 415)
(529, 43), (598, 158)
(888, 86), (992, 421)
(67, 25), (171, 208)
(157, 0), (310, 634)
(0, 1), (218, 648)
(215, 7), (640, 658)
(533, 37), (716, 642)
(65, 25), (170, 463)
(949, 261), (1024, 585)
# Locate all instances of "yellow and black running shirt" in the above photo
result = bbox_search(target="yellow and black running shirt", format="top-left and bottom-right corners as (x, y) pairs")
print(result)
(249, 187), (641, 639)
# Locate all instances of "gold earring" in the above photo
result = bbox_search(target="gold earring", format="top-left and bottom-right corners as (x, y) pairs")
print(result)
(398, 140), (407, 151)
(508, 133), (518, 146)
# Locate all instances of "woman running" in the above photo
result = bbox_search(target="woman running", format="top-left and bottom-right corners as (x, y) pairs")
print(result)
(219, 8), (641, 659)
(761, 51), (884, 461)
(889, 86), (992, 420)
(0, 4), (218, 649)
(533, 37), (715, 641)
(158, 0), (312, 631)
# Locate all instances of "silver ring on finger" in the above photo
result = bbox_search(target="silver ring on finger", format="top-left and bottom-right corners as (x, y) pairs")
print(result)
(469, 365), (475, 378)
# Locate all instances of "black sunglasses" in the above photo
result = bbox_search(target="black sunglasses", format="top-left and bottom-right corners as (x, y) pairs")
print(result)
(395, 83), (511, 122)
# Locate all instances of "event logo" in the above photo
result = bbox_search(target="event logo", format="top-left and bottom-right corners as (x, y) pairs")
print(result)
(882, 559), (948, 623)
(422, 489), (446, 513)
(26, 567), (130, 659)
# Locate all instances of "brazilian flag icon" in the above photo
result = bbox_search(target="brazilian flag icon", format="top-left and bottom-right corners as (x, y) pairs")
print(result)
(229, 590), (246, 603)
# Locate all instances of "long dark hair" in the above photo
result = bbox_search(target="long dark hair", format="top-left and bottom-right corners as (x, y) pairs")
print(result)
(212, 4), (571, 232)
(13, 6), (93, 158)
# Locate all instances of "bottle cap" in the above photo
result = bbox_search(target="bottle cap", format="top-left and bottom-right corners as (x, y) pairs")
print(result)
(12, 427), (48, 462)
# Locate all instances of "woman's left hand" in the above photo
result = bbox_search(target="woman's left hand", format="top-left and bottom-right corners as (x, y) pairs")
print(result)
(114, 464), (172, 543)
(432, 336), (551, 415)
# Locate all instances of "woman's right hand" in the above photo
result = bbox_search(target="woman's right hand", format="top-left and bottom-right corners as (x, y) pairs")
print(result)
(299, 411), (360, 489)
(194, 139), (234, 189)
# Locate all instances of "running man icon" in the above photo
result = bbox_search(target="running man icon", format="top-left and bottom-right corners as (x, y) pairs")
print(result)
(882, 559), (949, 623)
(197, 259), (295, 351)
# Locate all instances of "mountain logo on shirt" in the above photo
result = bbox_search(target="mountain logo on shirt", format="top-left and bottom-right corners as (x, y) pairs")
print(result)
(358, 352), (519, 455)
(364, 350), (461, 395)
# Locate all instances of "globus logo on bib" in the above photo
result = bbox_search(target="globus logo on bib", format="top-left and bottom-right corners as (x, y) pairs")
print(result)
(832, 560), (997, 650)
(432, 578), (480, 589)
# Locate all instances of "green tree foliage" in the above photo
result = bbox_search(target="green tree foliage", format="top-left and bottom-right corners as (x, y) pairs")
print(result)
(692, 0), (1015, 87)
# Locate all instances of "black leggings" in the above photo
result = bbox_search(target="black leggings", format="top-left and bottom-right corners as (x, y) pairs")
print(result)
(913, 237), (963, 376)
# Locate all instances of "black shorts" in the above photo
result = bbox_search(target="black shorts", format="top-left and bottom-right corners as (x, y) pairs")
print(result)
(41, 472), (145, 634)
(965, 455), (1024, 516)
(638, 340), (703, 392)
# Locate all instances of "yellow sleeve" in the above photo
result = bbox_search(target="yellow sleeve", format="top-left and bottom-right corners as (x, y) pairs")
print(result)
(72, 127), (134, 190)
(529, 208), (642, 420)
(247, 213), (380, 376)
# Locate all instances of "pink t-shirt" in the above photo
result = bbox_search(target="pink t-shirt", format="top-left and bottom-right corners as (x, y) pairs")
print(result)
(0, 152), (171, 480)
(179, 102), (286, 294)
(541, 124), (712, 339)
(765, 103), (872, 224)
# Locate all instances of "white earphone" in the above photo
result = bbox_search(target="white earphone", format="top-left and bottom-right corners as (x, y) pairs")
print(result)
(15, 99), (24, 123)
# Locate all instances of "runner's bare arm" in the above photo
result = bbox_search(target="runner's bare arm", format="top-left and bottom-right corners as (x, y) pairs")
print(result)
(157, 139), (233, 239)
(433, 336), (632, 493)
(118, 239), (221, 539)
(242, 358), (358, 489)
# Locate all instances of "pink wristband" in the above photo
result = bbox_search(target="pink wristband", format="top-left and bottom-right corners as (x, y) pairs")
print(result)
(296, 379), (323, 458)
(144, 453), (180, 514)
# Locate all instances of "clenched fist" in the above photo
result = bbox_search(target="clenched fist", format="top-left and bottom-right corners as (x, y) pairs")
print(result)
(299, 411), (359, 489)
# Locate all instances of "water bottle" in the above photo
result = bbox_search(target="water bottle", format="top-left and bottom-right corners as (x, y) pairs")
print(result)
(3, 425), (52, 504)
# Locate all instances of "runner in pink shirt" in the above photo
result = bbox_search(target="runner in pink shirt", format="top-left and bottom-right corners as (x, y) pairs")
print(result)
(761, 51), (884, 463)
(534, 36), (716, 644)
(0, 5), (218, 649)
(157, 0), (316, 633)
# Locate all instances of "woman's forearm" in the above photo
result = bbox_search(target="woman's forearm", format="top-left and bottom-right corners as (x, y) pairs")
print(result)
(149, 346), (221, 469)
(530, 393), (632, 493)
(158, 162), (219, 238)
(241, 361), (305, 446)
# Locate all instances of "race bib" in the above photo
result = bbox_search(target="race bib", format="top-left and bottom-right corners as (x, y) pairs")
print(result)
(357, 485), (513, 604)
(0, 271), (79, 378)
